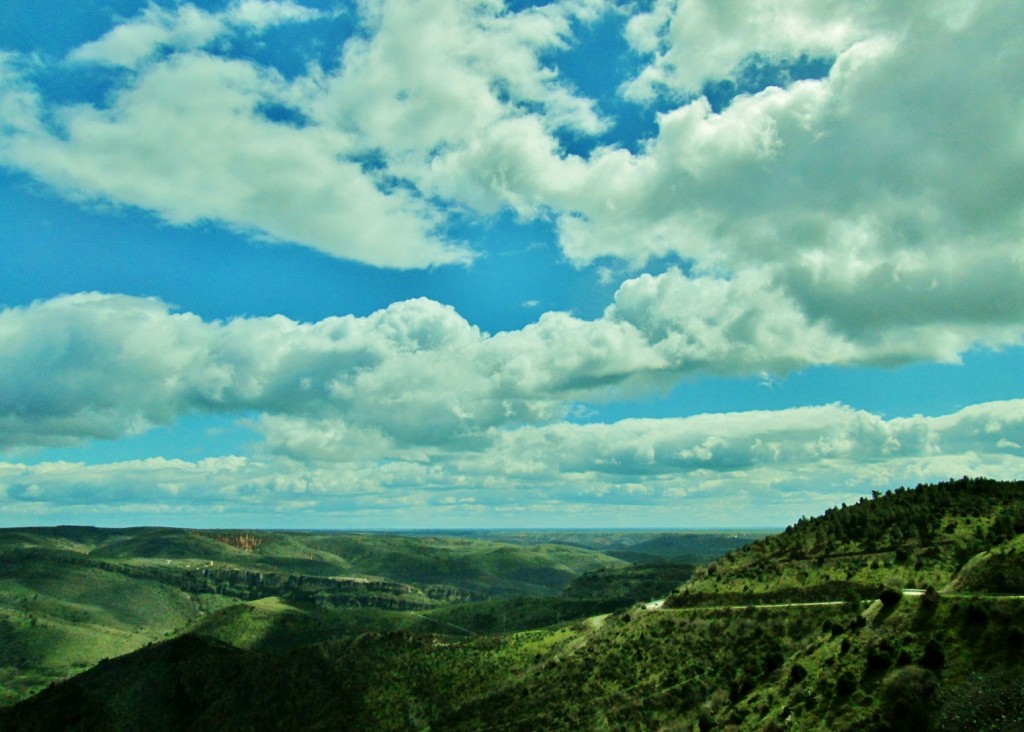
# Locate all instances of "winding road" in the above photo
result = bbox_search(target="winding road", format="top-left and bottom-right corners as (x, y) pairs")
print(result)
(638, 588), (1024, 614)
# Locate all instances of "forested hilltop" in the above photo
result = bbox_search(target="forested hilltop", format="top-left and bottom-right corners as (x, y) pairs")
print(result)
(3, 478), (1024, 731)
(671, 476), (1024, 607)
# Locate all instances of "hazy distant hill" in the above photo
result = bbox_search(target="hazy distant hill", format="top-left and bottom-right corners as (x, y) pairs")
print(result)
(436, 529), (765, 565)
(3, 479), (1023, 730)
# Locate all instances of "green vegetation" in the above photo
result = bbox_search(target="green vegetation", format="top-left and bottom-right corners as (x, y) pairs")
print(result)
(0, 549), (234, 705)
(446, 530), (764, 565)
(0, 526), (718, 705)
(2, 478), (1024, 730)
(669, 477), (1024, 608)
(949, 533), (1024, 594)
(562, 562), (695, 602)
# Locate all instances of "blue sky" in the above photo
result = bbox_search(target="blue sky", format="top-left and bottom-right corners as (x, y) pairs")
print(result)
(1, 0), (1022, 529)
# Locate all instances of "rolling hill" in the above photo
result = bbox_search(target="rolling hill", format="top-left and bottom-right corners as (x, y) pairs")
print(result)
(3, 478), (1023, 730)
(0, 527), (720, 705)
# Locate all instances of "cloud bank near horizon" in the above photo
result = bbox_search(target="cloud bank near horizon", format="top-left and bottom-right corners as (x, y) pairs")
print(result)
(2, 398), (1021, 526)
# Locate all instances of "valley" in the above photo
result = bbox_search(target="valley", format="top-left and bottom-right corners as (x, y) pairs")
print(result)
(0, 526), (739, 706)
(2, 477), (1023, 730)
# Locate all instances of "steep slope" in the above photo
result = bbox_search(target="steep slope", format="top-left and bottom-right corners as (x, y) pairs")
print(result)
(668, 477), (1024, 607)
(947, 533), (1024, 595)
(0, 549), (233, 705)
(7, 588), (1023, 730)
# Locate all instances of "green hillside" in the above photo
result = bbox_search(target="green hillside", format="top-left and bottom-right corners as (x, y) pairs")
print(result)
(0, 550), (234, 705)
(302, 532), (629, 596)
(0, 526), (647, 704)
(669, 477), (1024, 607)
(9, 589), (1022, 731)
(3, 479), (1023, 730)
(439, 530), (763, 564)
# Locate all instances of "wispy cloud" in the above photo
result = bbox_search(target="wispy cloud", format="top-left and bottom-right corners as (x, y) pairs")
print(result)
(68, 1), (327, 69)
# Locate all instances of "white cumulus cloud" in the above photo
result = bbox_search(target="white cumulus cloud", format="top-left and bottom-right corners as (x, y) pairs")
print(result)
(3, 291), (1022, 458)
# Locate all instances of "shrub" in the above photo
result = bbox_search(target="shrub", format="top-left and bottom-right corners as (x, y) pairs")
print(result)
(879, 588), (902, 608)
(920, 639), (944, 670)
(921, 587), (940, 610)
(835, 670), (857, 697)
(866, 641), (894, 673)
(788, 664), (808, 686)
(763, 651), (785, 674)
(964, 604), (988, 626)
(878, 666), (937, 729)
